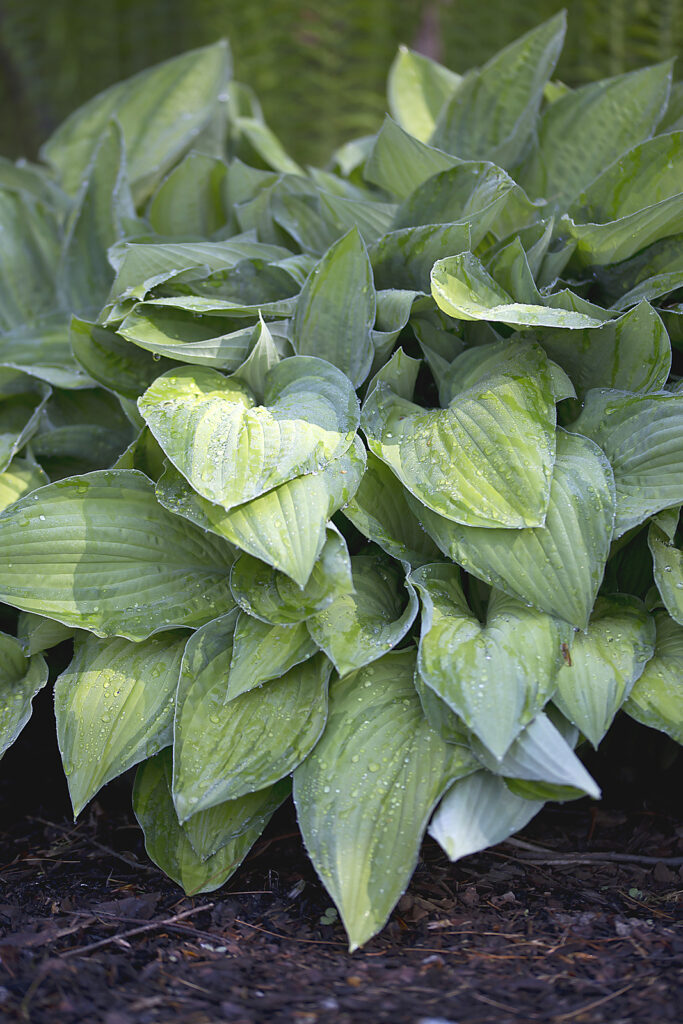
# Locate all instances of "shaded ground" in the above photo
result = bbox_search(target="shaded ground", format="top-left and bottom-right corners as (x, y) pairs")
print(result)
(0, 693), (681, 1024)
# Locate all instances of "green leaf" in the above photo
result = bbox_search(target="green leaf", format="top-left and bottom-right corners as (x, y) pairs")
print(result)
(114, 427), (166, 479)
(30, 387), (135, 479)
(372, 289), (421, 356)
(649, 510), (683, 625)
(387, 46), (460, 143)
(233, 117), (303, 176)
(307, 553), (418, 677)
(411, 564), (568, 758)
(182, 777), (290, 862)
(413, 670), (470, 744)
(60, 122), (136, 316)
(473, 711), (601, 798)
(0, 370), (51, 473)
(530, 301), (671, 399)
(55, 631), (187, 815)
(412, 430), (616, 628)
(229, 316), (282, 401)
(229, 526), (353, 625)
(562, 132), (683, 267)
(293, 649), (477, 950)
(319, 192), (397, 247)
(139, 357), (359, 511)
(226, 611), (317, 702)
(552, 596), (656, 747)
(437, 338), (566, 406)
(133, 749), (287, 895)
(156, 438), (364, 587)
(570, 389), (683, 536)
(105, 237), (292, 315)
(292, 229), (375, 386)
(370, 223), (471, 292)
(342, 451), (441, 567)
(42, 42), (232, 203)
(365, 346), (421, 402)
(0, 189), (63, 332)
(0, 632), (48, 758)
(118, 306), (284, 370)
(173, 612), (330, 817)
(392, 163), (538, 246)
(364, 116), (457, 200)
(0, 470), (235, 639)
(428, 770), (543, 861)
(361, 361), (556, 529)
(624, 611), (683, 743)
(431, 252), (604, 329)
(71, 317), (176, 400)
(431, 13), (566, 168)
(519, 62), (673, 209)
(17, 612), (73, 656)
(148, 152), (229, 238)
(0, 458), (48, 513)
(0, 314), (91, 391)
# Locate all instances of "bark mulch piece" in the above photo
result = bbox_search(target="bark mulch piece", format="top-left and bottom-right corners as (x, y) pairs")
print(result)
(0, 697), (681, 1023)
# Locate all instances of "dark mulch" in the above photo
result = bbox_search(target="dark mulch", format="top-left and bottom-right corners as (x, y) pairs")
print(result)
(0, 691), (681, 1024)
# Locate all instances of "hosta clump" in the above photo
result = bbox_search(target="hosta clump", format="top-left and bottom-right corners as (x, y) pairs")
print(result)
(0, 15), (682, 949)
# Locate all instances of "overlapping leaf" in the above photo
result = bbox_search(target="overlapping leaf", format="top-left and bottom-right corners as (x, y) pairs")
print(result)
(173, 612), (330, 818)
(571, 389), (683, 536)
(362, 354), (556, 529)
(55, 631), (187, 815)
(134, 749), (288, 895)
(411, 431), (616, 628)
(0, 470), (235, 639)
(293, 649), (477, 950)
(139, 357), (359, 510)
(411, 564), (569, 757)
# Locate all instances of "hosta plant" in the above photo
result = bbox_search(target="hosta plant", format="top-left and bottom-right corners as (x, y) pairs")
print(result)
(0, 14), (682, 950)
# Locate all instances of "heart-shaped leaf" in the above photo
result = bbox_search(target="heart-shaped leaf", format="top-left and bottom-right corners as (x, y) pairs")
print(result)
(552, 595), (656, 747)
(571, 388), (683, 537)
(307, 553), (419, 677)
(411, 564), (569, 757)
(156, 438), (364, 587)
(139, 356), (359, 510)
(411, 430), (615, 628)
(361, 363), (556, 528)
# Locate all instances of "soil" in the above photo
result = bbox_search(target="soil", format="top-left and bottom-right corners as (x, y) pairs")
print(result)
(0, 690), (681, 1024)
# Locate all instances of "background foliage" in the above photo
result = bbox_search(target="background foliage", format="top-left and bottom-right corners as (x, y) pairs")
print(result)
(1, 0), (682, 166)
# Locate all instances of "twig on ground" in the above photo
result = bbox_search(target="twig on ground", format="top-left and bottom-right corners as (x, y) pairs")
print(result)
(504, 838), (683, 866)
(59, 903), (214, 958)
